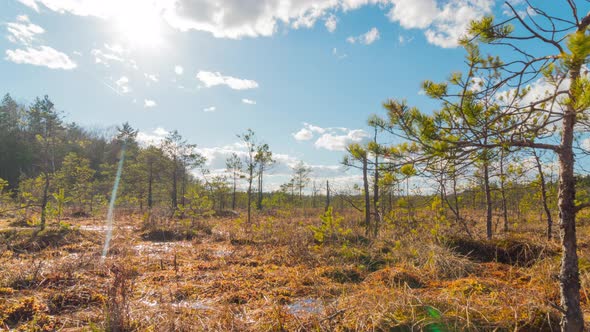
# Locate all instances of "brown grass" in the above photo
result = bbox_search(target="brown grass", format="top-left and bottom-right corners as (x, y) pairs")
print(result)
(0, 208), (585, 331)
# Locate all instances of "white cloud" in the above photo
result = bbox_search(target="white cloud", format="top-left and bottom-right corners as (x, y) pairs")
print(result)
(6, 15), (44, 45)
(347, 27), (380, 45)
(137, 127), (168, 146)
(293, 128), (314, 141)
(5, 46), (76, 70)
(203, 106), (217, 112)
(388, 0), (493, 48)
(292, 123), (367, 150)
(115, 76), (131, 94)
(91, 48), (123, 66)
(144, 99), (157, 108)
(17, 0), (391, 40)
(307, 123), (326, 134)
(17, 0), (39, 11)
(325, 14), (338, 33)
(315, 129), (369, 151)
(332, 47), (347, 59)
(4, 15), (76, 70)
(91, 44), (138, 69)
(14, 0), (491, 48)
(387, 0), (438, 29)
(162, 0), (380, 39)
(175, 65), (184, 75)
(242, 98), (256, 105)
(197, 70), (259, 90)
(144, 73), (159, 82)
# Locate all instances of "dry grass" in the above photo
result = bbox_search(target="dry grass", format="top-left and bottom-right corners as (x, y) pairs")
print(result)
(0, 208), (585, 331)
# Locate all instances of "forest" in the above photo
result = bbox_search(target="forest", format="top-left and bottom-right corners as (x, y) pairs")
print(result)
(2, 1), (590, 331)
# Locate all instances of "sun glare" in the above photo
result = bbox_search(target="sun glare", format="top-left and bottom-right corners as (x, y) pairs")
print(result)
(113, 6), (164, 49)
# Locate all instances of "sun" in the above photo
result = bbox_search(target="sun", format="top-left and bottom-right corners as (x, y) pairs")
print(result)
(113, 5), (164, 49)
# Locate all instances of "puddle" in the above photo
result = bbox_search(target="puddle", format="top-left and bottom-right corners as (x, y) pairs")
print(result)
(141, 299), (158, 307)
(287, 298), (324, 316)
(134, 241), (192, 257)
(140, 299), (213, 310)
(213, 248), (232, 257)
(175, 300), (213, 310)
(212, 229), (229, 238)
(79, 225), (133, 232)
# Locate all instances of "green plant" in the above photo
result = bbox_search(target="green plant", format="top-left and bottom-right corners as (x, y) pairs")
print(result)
(310, 207), (351, 245)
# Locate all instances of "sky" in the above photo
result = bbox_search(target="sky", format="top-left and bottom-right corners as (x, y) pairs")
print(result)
(0, 0), (570, 191)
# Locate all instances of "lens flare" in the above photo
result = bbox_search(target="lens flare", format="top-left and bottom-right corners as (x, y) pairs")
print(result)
(101, 143), (126, 259)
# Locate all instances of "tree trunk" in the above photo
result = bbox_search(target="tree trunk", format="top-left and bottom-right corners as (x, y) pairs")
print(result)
(362, 156), (370, 236)
(483, 158), (493, 240)
(257, 169), (263, 210)
(500, 150), (509, 232)
(533, 150), (554, 240)
(232, 172), (237, 210)
(39, 171), (50, 230)
(325, 180), (330, 212)
(373, 150), (379, 238)
(558, 108), (584, 331)
(171, 158), (178, 211)
(180, 168), (186, 208)
(247, 168), (253, 224)
(147, 164), (153, 210)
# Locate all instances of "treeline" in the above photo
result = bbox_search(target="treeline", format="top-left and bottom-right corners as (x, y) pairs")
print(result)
(0, 93), (342, 227)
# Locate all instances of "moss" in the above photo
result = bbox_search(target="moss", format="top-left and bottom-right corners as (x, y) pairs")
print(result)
(140, 228), (196, 242)
(47, 288), (105, 314)
(1, 297), (46, 327)
(321, 267), (363, 283)
(365, 267), (425, 289)
(444, 236), (555, 267)
(1, 227), (88, 252)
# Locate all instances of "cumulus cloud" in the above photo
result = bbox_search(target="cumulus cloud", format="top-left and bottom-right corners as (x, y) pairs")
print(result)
(197, 70), (259, 90)
(203, 106), (216, 112)
(144, 73), (159, 82)
(292, 123), (368, 151)
(137, 127), (168, 146)
(293, 128), (314, 141)
(325, 14), (338, 32)
(175, 65), (184, 75)
(115, 76), (131, 94)
(242, 98), (256, 105)
(387, 0), (438, 29)
(14, 0), (492, 48)
(4, 15), (76, 70)
(315, 129), (369, 151)
(6, 15), (44, 45)
(144, 99), (157, 108)
(388, 0), (494, 48)
(347, 27), (380, 45)
(293, 123), (326, 141)
(6, 46), (77, 69)
(162, 0), (368, 39)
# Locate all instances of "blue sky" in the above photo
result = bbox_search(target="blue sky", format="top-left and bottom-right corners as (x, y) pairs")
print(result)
(0, 0), (566, 190)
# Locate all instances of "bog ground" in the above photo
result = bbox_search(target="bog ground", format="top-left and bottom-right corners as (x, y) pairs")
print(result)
(1, 208), (587, 331)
